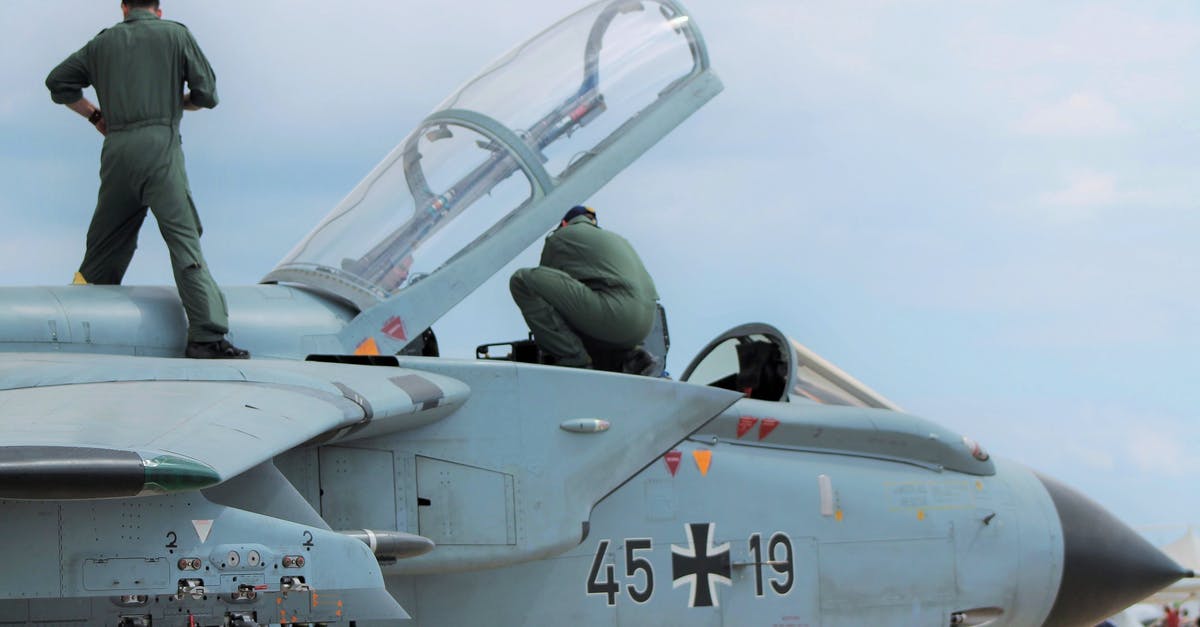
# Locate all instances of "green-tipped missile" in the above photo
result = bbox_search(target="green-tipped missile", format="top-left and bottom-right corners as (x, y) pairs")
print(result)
(0, 446), (220, 500)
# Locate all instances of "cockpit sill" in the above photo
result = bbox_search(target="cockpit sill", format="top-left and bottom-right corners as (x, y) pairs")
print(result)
(696, 400), (996, 477)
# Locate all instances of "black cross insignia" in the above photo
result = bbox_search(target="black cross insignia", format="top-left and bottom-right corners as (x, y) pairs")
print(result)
(671, 522), (732, 607)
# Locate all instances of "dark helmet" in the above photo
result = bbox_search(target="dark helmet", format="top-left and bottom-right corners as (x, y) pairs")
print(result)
(561, 205), (597, 224)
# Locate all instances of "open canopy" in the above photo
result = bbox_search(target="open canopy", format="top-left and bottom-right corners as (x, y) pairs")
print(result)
(265, 0), (715, 315)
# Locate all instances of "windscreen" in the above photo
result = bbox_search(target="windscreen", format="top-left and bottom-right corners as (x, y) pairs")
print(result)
(266, 0), (703, 307)
(682, 324), (902, 410)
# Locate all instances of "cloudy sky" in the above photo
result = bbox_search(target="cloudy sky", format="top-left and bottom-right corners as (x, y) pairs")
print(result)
(1, 1), (1198, 537)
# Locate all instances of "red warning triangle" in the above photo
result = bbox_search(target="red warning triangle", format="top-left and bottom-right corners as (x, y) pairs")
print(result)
(664, 450), (682, 477)
(736, 416), (758, 439)
(381, 316), (407, 340)
(758, 418), (780, 440)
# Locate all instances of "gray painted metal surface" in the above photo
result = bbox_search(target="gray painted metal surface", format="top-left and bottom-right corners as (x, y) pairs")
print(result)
(381, 453), (1064, 626)
(0, 1), (1187, 625)
(0, 494), (406, 625)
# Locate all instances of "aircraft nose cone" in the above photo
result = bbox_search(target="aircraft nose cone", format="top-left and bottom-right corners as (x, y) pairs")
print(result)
(1038, 473), (1190, 627)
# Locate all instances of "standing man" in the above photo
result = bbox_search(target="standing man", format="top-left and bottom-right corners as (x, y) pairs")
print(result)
(510, 205), (659, 373)
(46, 0), (248, 359)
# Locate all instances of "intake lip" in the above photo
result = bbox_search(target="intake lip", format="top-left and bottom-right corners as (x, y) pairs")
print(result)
(1038, 473), (1189, 626)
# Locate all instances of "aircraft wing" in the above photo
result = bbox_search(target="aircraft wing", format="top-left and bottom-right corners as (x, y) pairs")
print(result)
(0, 353), (468, 499)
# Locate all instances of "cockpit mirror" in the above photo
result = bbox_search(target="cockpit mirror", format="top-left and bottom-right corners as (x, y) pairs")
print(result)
(425, 125), (454, 142)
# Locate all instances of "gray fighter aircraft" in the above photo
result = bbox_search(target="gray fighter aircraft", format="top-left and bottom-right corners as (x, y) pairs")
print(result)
(0, 2), (1189, 626)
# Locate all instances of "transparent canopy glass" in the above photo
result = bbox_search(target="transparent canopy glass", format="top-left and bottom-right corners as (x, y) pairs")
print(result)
(266, 0), (706, 308)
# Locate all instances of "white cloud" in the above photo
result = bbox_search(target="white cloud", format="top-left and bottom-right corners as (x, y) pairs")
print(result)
(1017, 92), (1130, 137)
(958, 5), (1200, 72)
(1129, 430), (1199, 478)
(1036, 170), (1118, 220)
(1066, 443), (1117, 471)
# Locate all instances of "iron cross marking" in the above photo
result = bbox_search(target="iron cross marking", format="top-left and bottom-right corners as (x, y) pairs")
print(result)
(671, 522), (732, 607)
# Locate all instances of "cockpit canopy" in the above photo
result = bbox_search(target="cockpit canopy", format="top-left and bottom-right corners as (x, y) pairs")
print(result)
(265, 0), (711, 310)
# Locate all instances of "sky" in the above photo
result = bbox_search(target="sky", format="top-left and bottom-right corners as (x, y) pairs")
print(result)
(1, 1), (1198, 539)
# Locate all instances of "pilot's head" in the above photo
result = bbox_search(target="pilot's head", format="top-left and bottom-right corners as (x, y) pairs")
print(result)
(560, 205), (597, 227)
(122, 0), (163, 18)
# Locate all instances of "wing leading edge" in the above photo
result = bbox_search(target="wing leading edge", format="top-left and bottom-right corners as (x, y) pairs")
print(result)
(0, 353), (469, 499)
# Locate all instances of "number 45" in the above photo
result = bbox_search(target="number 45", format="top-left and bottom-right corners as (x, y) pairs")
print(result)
(587, 539), (656, 606)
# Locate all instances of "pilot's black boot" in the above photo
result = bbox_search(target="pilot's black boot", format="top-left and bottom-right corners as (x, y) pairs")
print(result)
(185, 338), (250, 359)
(622, 346), (659, 377)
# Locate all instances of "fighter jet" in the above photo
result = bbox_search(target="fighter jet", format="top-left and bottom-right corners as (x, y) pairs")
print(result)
(0, 1), (1188, 626)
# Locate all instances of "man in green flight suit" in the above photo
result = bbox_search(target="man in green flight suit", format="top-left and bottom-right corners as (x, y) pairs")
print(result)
(510, 206), (659, 373)
(45, 0), (248, 359)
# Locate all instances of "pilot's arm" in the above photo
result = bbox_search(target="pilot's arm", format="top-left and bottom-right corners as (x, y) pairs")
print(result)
(539, 225), (583, 273)
(180, 28), (218, 111)
(46, 46), (105, 136)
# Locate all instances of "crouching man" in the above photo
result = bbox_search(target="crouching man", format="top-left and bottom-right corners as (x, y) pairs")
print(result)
(510, 206), (658, 373)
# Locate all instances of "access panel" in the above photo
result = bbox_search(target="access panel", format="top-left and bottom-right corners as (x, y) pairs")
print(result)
(818, 536), (956, 625)
(416, 456), (516, 546)
(319, 446), (399, 530)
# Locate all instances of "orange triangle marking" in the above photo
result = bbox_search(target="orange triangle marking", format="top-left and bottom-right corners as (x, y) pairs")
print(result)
(693, 450), (712, 476)
(354, 337), (380, 356)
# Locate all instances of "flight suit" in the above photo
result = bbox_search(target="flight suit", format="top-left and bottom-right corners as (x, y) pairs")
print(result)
(510, 215), (659, 367)
(46, 10), (229, 343)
